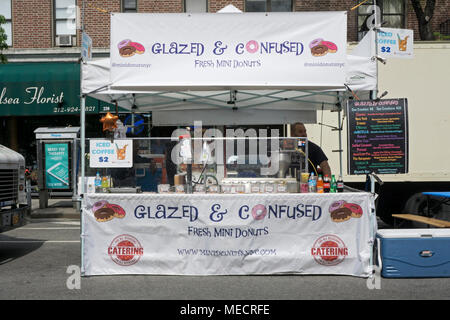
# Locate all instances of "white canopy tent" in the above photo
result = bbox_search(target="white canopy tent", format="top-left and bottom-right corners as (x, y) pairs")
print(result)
(79, 10), (377, 190)
(82, 52), (375, 125)
(82, 56), (349, 125)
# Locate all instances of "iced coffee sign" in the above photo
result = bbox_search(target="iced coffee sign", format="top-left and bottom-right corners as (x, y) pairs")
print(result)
(377, 28), (413, 59)
(89, 139), (133, 168)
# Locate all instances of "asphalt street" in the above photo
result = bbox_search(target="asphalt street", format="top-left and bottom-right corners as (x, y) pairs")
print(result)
(1, 213), (450, 302)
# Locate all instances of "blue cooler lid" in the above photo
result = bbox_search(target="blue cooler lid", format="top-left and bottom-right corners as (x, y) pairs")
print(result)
(422, 192), (450, 198)
(377, 229), (450, 238)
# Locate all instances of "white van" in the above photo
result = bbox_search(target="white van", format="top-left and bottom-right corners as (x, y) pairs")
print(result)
(0, 144), (29, 231)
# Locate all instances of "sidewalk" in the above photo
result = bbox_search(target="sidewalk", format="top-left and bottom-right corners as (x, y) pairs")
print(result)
(30, 198), (80, 220)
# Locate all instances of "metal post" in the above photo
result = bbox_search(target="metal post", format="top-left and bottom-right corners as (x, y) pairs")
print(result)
(80, 0), (86, 276)
(80, 95), (86, 194)
(372, 0), (379, 101)
(26, 179), (32, 215)
(369, 2), (379, 272)
(338, 106), (343, 178)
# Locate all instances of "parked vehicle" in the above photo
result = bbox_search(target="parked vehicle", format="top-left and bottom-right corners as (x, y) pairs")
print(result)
(0, 144), (30, 232)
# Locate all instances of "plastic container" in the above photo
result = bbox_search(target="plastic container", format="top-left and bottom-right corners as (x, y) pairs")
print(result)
(337, 175), (344, 193)
(308, 173), (316, 193)
(101, 176), (109, 188)
(207, 185), (220, 193)
(250, 182), (260, 194)
(323, 174), (330, 193)
(376, 229), (450, 278)
(265, 181), (275, 193)
(175, 185), (185, 193)
(158, 184), (171, 193)
(95, 172), (101, 188)
(316, 175), (324, 193)
(300, 182), (309, 193)
(276, 182), (287, 193)
(330, 175), (337, 193)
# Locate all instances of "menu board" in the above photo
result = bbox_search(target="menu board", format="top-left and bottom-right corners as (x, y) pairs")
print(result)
(347, 98), (408, 175)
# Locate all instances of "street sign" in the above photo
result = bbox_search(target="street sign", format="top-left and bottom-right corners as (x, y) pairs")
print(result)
(82, 32), (93, 61)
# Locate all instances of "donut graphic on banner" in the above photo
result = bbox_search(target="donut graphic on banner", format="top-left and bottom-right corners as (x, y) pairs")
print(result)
(251, 204), (267, 220)
(118, 39), (145, 57)
(245, 40), (259, 53)
(328, 200), (363, 222)
(309, 38), (337, 57)
(91, 200), (126, 222)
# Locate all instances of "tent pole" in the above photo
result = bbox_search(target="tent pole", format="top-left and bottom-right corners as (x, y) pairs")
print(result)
(80, 0), (86, 277)
(81, 95), (86, 193)
(372, 1), (379, 101)
(338, 105), (343, 178)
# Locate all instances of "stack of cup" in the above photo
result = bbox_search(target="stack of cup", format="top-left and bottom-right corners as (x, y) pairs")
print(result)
(300, 172), (310, 193)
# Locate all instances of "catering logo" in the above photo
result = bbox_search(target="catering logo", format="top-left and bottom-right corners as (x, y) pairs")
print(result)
(118, 39), (145, 57)
(108, 234), (144, 266)
(92, 200), (126, 222)
(311, 234), (348, 266)
(329, 201), (362, 223)
(309, 38), (337, 57)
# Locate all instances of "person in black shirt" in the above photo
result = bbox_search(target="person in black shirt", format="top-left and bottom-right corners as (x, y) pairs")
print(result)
(290, 122), (331, 177)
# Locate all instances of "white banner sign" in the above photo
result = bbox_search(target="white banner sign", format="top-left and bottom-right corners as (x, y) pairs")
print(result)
(89, 139), (133, 168)
(378, 28), (414, 59)
(110, 12), (347, 90)
(82, 193), (376, 277)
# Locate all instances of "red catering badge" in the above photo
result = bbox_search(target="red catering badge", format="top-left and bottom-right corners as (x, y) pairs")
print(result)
(311, 234), (348, 266)
(108, 234), (144, 266)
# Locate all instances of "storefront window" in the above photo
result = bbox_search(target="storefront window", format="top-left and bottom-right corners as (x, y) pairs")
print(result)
(184, 0), (207, 13)
(0, 0), (12, 46)
(245, 0), (293, 12)
(357, 0), (406, 40)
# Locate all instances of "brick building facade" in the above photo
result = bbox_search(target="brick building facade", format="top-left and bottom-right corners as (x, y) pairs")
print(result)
(3, 0), (449, 50)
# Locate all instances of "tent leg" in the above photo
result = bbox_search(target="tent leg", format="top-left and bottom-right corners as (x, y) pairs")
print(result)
(80, 94), (86, 274)
(81, 95), (86, 194)
(338, 107), (343, 178)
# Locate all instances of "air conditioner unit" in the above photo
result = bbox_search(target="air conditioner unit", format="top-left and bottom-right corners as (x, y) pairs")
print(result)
(56, 35), (73, 47)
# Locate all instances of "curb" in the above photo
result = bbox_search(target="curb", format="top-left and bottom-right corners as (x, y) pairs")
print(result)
(31, 209), (80, 220)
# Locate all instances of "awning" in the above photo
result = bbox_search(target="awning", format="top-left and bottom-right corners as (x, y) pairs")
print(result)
(0, 62), (116, 116)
